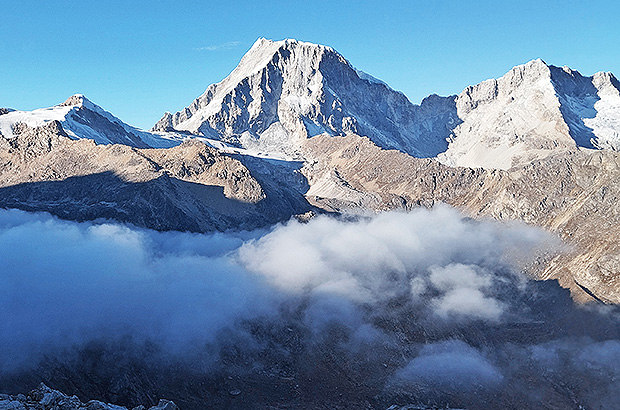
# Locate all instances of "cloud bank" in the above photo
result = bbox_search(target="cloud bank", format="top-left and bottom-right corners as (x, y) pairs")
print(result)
(1, 206), (619, 409)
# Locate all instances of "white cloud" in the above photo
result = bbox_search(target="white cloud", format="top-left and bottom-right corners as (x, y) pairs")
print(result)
(394, 340), (503, 389)
(194, 41), (241, 51)
(428, 264), (505, 321)
(2, 206), (620, 408)
(0, 205), (555, 376)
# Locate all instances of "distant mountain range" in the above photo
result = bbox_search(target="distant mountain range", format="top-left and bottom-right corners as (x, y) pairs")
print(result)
(2, 37), (620, 305)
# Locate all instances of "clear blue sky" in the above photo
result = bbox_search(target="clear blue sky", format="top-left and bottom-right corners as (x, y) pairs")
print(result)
(1, 0), (619, 129)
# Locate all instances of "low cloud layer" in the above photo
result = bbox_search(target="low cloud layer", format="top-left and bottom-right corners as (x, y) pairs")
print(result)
(394, 340), (503, 390)
(1, 206), (620, 409)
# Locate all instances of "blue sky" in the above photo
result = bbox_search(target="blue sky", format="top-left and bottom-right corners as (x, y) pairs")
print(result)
(1, 0), (619, 129)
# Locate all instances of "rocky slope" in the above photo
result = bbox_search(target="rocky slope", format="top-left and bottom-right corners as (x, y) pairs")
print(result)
(301, 133), (620, 303)
(0, 121), (312, 232)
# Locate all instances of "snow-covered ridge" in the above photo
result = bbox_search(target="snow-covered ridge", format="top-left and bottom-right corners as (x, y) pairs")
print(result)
(0, 94), (184, 148)
(354, 68), (389, 87)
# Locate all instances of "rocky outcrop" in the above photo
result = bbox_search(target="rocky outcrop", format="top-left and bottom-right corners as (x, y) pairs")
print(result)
(0, 384), (177, 410)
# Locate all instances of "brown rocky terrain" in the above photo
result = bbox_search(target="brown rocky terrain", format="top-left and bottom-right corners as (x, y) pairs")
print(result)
(301, 134), (620, 303)
(0, 121), (313, 232)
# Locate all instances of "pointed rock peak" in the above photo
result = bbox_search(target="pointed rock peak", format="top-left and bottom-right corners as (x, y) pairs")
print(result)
(518, 58), (551, 74)
(530, 57), (548, 66)
(548, 63), (587, 81)
(220, 37), (344, 95)
(497, 58), (553, 88)
(561, 65), (576, 74)
(249, 37), (334, 52)
(592, 71), (620, 97)
(59, 94), (90, 107)
(151, 111), (175, 132)
(241, 37), (338, 67)
(58, 94), (108, 114)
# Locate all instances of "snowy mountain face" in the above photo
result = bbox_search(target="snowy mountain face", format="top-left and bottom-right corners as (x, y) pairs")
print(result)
(0, 95), (182, 149)
(152, 38), (459, 159)
(437, 59), (620, 169)
(153, 41), (620, 169)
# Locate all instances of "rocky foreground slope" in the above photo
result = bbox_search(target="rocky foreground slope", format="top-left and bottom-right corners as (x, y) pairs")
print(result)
(0, 384), (177, 410)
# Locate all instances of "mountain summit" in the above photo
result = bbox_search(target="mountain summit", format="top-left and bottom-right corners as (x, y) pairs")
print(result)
(438, 58), (620, 169)
(152, 38), (458, 159)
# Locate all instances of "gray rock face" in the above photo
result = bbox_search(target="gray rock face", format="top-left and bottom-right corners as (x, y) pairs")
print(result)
(152, 38), (459, 159)
(0, 384), (176, 410)
(438, 59), (620, 169)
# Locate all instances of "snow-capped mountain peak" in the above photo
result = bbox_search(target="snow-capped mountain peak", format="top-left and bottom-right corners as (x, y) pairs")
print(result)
(437, 58), (620, 169)
(152, 37), (458, 159)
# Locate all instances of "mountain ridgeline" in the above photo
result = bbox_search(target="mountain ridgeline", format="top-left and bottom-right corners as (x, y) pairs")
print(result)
(151, 39), (620, 169)
(151, 38), (459, 159)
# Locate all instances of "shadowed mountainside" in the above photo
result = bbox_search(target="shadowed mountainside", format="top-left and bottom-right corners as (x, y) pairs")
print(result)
(0, 121), (314, 232)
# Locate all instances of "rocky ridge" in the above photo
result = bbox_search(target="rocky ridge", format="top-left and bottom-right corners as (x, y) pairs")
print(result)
(0, 95), (182, 149)
(0, 121), (312, 232)
(152, 40), (620, 171)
